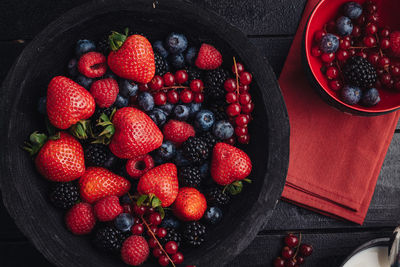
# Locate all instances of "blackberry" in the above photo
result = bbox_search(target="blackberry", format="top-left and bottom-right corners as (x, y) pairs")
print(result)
(200, 132), (220, 152)
(97, 35), (110, 55)
(182, 221), (206, 247)
(206, 187), (231, 206)
(186, 66), (203, 81)
(207, 103), (228, 122)
(93, 226), (129, 253)
(179, 166), (202, 188)
(343, 56), (377, 88)
(155, 52), (168, 76)
(160, 227), (182, 247)
(84, 143), (109, 167)
(204, 68), (228, 100)
(182, 137), (209, 164)
(49, 182), (79, 209)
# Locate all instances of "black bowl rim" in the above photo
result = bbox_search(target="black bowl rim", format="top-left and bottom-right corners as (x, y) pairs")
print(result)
(0, 0), (290, 266)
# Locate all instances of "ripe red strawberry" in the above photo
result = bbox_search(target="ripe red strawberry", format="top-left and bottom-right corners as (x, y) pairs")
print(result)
(47, 76), (95, 129)
(35, 132), (85, 182)
(211, 142), (252, 186)
(79, 167), (131, 203)
(126, 154), (154, 179)
(195, 43), (223, 70)
(78, 51), (107, 78)
(109, 107), (163, 159)
(121, 235), (149, 266)
(65, 203), (96, 235)
(390, 31), (400, 58)
(108, 31), (155, 84)
(90, 78), (119, 108)
(137, 163), (178, 207)
(163, 120), (195, 145)
(93, 195), (123, 222)
(173, 187), (207, 221)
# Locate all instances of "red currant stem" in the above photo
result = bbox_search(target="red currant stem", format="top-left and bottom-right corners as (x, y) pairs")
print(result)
(349, 46), (377, 49)
(233, 57), (240, 100)
(293, 233), (302, 259)
(335, 60), (345, 82)
(140, 215), (176, 267)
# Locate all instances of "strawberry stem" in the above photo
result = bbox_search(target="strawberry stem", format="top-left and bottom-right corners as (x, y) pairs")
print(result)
(109, 28), (129, 51)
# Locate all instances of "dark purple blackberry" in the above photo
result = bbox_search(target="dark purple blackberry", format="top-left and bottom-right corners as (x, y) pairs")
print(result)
(200, 131), (220, 153)
(343, 56), (377, 88)
(182, 221), (206, 247)
(182, 136), (209, 164)
(49, 182), (79, 209)
(155, 51), (169, 76)
(97, 35), (110, 55)
(84, 144), (109, 167)
(93, 226), (130, 253)
(179, 166), (202, 188)
(207, 103), (228, 122)
(186, 66), (203, 81)
(204, 68), (228, 101)
(206, 186), (231, 206)
(160, 227), (182, 247)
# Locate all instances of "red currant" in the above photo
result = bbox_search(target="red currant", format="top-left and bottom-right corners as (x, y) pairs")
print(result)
(167, 90), (179, 104)
(148, 226), (158, 236)
(133, 204), (146, 215)
(366, 3), (377, 14)
(378, 57), (390, 69)
(380, 28), (390, 38)
(329, 80), (343, 91)
(156, 227), (167, 238)
(284, 234), (299, 248)
(147, 207), (154, 214)
(154, 92), (167, 105)
(235, 126), (248, 136)
(311, 46), (322, 57)
(348, 49), (356, 57)
(239, 84), (250, 93)
(239, 93), (251, 105)
(381, 73), (392, 85)
(190, 79), (203, 93)
(284, 259), (297, 267)
(148, 238), (158, 248)
(165, 241), (178, 255)
(152, 248), (163, 258)
(225, 137), (236, 145)
(368, 52), (380, 66)
(295, 256), (305, 265)
(148, 212), (162, 226)
(380, 38), (390, 50)
(232, 62), (245, 74)
(235, 114), (249, 127)
(224, 78), (237, 92)
(300, 244), (313, 257)
(226, 103), (241, 117)
(366, 23), (378, 35)
(237, 134), (250, 144)
(194, 93), (204, 103)
(326, 67), (339, 80)
(180, 89), (194, 103)
(149, 75), (164, 90)
(172, 252), (184, 264)
(391, 65), (400, 77)
(367, 13), (379, 23)
(339, 38), (351, 50)
(281, 246), (294, 259)
(175, 70), (188, 84)
(163, 72), (175, 86)
(356, 15), (366, 26)
(314, 30), (326, 43)
(273, 257), (286, 267)
(123, 204), (132, 214)
(158, 255), (169, 267)
(336, 50), (349, 62)
(131, 224), (144, 235)
(321, 53), (335, 63)
(351, 25), (361, 37)
(241, 102), (254, 114)
(356, 51), (367, 59)
(226, 92), (237, 104)
(139, 83), (149, 92)
(240, 72), (252, 85)
(363, 35), (376, 47)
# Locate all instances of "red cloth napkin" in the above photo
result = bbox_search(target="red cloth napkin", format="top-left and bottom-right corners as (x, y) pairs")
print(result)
(279, 0), (400, 224)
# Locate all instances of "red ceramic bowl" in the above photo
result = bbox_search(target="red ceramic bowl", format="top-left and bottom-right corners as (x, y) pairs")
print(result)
(303, 0), (400, 115)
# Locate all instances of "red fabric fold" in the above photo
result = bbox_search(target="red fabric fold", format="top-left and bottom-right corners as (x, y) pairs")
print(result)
(279, 0), (400, 224)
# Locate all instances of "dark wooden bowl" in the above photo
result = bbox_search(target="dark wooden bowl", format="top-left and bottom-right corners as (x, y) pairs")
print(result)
(0, 0), (289, 266)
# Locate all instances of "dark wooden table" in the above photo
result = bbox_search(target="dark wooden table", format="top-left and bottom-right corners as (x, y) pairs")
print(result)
(1, 0), (399, 266)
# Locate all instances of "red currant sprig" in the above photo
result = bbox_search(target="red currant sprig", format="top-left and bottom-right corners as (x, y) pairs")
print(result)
(273, 233), (313, 267)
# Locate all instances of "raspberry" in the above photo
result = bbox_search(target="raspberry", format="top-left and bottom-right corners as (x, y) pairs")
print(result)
(65, 203), (96, 235)
(78, 51), (107, 78)
(94, 195), (123, 222)
(195, 43), (223, 70)
(163, 120), (195, 145)
(121, 235), (150, 266)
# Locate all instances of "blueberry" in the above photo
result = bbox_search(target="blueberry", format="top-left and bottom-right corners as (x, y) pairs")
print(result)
(37, 96), (46, 115)
(120, 194), (132, 205)
(174, 149), (190, 167)
(67, 58), (78, 77)
(343, 2), (363, 19)
(160, 214), (180, 229)
(188, 102), (202, 117)
(165, 33), (188, 54)
(157, 141), (176, 160)
(153, 155), (165, 166)
(75, 75), (93, 89)
(199, 162), (209, 178)
(341, 85), (362, 105)
(320, 33), (339, 53)
(336, 16), (353, 36)
(114, 213), (134, 232)
(153, 40), (169, 58)
(213, 121), (234, 140)
(159, 103), (174, 115)
(361, 88), (380, 106)
(185, 47), (198, 66)
(203, 206), (222, 224)
(173, 104), (190, 121)
(138, 92), (154, 112)
(149, 108), (167, 126)
(168, 53), (185, 69)
(120, 79), (139, 97)
(195, 110), (215, 131)
(115, 94), (129, 108)
(75, 39), (96, 57)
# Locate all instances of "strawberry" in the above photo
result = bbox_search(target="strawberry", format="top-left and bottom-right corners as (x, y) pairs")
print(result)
(211, 142), (252, 186)
(109, 107), (163, 159)
(108, 30), (155, 84)
(46, 76), (95, 129)
(195, 43), (223, 70)
(137, 163), (178, 207)
(121, 235), (149, 266)
(90, 78), (119, 108)
(79, 167), (131, 203)
(78, 51), (107, 78)
(390, 31), (400, 58)
(163, 120), (195, 145)
(34, 132), (85, 182)
(173, 187), (207, 221)
(65, 203), (96, 235)
(93, 195), (123, 222)
(126, 154), (154, 179)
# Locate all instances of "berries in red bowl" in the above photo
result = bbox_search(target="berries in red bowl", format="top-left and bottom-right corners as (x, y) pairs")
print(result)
(304, 0), (400, 115)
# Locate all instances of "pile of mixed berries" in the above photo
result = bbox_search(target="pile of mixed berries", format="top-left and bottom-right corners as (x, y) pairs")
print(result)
(24, 28), (255, 266)
(273, 233), (313, 267)
(311, 0), (400, 107)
